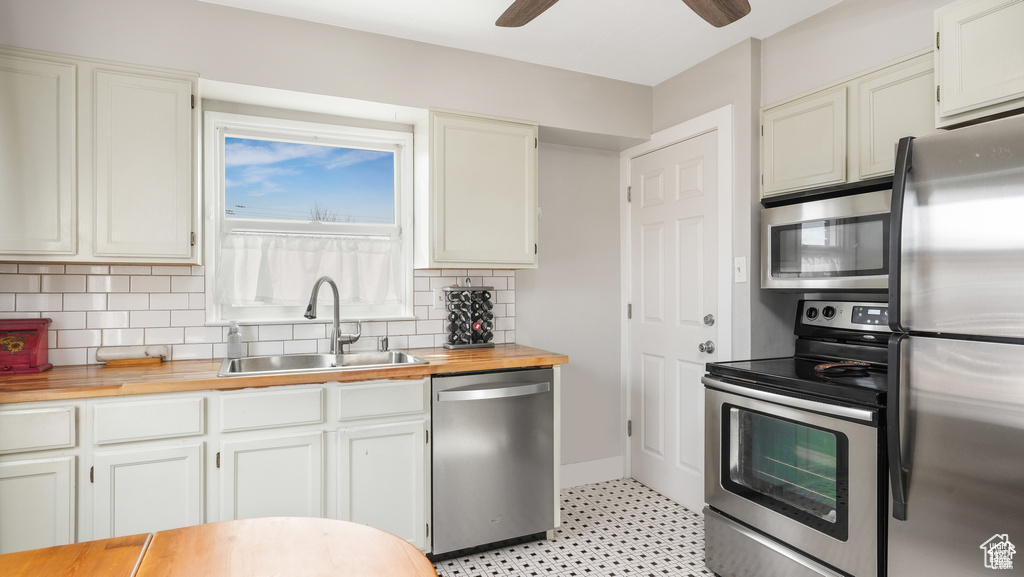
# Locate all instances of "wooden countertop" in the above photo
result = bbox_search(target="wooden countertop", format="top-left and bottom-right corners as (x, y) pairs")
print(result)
(0, 344), (568, 404)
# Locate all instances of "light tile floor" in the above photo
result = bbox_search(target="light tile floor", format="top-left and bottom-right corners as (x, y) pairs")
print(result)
(433, 478), (715, 577)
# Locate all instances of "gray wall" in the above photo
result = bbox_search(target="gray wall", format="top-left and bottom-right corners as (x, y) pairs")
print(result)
(517, 144), (621, 467)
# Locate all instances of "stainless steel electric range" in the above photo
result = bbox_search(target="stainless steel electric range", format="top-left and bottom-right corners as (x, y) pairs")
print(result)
(703, 299), (889, 577)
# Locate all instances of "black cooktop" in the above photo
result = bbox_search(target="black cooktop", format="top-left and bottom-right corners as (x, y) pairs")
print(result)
(706, 356), (887, 407)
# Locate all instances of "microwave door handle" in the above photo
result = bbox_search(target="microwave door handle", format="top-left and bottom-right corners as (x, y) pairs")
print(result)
(889, 136), (914, 333)
(887, 334), (911, 521)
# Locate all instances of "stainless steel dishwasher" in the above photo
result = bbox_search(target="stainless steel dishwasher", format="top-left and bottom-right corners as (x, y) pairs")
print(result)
(431, 367), (555, 556)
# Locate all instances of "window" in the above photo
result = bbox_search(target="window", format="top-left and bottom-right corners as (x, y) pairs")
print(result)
(204, 112), (413, 323)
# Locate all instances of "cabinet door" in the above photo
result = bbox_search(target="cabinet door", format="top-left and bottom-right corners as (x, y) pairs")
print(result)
(761, 87), (847, 197)
(92, 443), (203, 538)
(0, 457), (75, 554)
(338, 421), (427, 551)
(431, 112), (538, 267)
(936, 0), (1024, 126)
(0, 55), (76, 255)
(858, 54), (940, 179)
(93, 70), (194, 259)
(219, 432), (323, 521)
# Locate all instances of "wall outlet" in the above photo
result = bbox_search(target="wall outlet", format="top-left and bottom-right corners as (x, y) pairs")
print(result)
(433, 288), (445, 310)
(734, 257), (747, 283)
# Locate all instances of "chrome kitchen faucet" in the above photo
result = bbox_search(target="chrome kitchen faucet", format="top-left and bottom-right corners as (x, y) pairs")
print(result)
(304, 276), (361, 354)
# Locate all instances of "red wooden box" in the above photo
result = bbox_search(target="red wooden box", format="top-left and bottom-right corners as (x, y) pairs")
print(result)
(0, 318), (53, 374)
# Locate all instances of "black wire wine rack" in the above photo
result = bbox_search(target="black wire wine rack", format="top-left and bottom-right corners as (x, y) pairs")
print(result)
(442, 284), (496, 349)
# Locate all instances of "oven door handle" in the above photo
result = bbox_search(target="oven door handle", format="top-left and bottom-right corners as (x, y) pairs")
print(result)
(888, 334), (910, 521)
(701, 376), (877, 423)
(889, 136), (913, 333)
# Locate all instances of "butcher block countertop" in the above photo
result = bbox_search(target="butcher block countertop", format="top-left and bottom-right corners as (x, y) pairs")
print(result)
(0, 344), (568, 404)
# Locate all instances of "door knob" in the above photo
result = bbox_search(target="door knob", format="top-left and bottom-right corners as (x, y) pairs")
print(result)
(703, 314), (715, 326)
(698, 340), (716, 354)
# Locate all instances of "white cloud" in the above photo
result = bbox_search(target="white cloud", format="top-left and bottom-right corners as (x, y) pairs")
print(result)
(326, 150), (392, 170)
(225, 140), (331, 167)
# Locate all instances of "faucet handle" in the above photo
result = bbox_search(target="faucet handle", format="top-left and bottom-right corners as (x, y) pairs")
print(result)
(379, 336), (389, 352)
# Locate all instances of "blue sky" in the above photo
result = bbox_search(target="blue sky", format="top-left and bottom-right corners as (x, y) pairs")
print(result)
(224, 137), (395, 224)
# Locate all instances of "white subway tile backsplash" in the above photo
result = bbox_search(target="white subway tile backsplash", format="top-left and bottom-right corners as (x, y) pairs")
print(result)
(16, 293), (64, 311)
(145, 327), (184, 345)
(18, 264), (65, 274)
(41, 275), (86, 293)
(58, 329), (102, 348)
(130, 310), (170, 328)
(131, 275), (170, 293)
(87, 311), (130, 329)
(0, 274), (41, 293)
(108, 293), (150, 311)
(171, 276), (204, 293)
(102, 328), (145, 347)
(87, 275), (130, 293)
(9, 266), (514, 366)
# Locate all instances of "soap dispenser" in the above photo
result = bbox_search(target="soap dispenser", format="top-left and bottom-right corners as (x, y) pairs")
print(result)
(227, 321), (242, 359)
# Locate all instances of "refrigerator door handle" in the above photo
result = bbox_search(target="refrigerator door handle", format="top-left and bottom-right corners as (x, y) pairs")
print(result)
(888, 334), (910, 521)
(889, 136), (914, 333)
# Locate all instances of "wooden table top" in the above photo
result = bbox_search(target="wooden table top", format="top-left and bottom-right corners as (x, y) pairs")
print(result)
(0, 533), (151, 577)
(136, 518), (437, 577)
(0, 344), (568, 404)
(0, 519), (437, 577)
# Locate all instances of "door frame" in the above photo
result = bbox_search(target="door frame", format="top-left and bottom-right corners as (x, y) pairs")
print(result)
(619, 105), (734, 478)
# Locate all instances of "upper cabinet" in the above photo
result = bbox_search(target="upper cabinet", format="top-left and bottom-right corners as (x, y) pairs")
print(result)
(0, 46), (198, 264)
(934, 0), (1024, 127)
(761, 50), (938, 199)
(416, 110), (539, 269)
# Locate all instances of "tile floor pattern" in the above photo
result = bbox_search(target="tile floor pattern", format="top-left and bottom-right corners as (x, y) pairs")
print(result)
(433, 478), (715, 577)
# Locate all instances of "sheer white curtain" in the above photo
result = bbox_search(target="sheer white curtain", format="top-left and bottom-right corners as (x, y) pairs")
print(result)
(215, 232), (403, 314)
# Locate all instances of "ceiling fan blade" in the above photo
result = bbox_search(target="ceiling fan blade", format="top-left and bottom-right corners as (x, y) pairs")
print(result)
(496, 0), (561, 27)
(680, 0), (751, 27)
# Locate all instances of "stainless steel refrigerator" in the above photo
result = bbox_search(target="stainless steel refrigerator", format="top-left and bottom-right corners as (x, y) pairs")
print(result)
(888, 113), (1024, 575)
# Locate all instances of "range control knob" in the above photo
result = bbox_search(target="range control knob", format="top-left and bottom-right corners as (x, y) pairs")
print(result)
(806, 307), (819, 320)
(822, 306), (837, 319)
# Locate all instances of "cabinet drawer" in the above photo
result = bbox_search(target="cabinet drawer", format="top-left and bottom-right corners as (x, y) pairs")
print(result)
(93, 397), (205, 445)
(338, 379), (428, 421)
(220, 387), (323, 432)
(0, 407), (76, 454)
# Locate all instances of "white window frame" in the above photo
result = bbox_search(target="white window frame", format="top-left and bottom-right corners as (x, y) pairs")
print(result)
(204, 111), (414, 324)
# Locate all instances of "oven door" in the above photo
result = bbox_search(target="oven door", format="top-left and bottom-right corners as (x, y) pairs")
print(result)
(761, 190), (890, 291)
(703, 377), (880, 577)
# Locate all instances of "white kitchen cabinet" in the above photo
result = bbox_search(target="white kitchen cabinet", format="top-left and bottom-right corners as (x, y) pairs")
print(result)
(338, 421), (427, 550)
(218, 431), (324, 521)
(91, 443), (204, 538)
(0, 457), (75, 554)
(417, 110), (539, 268)
(0, 46), (198, 264)
(857, 52), (940, 178)
(92, 70), (194, 259)
(935, 0), (1024, 127)
(761, 87), (847, 196)
(761, 50), (937, 197)
(0, 53), (76, 256)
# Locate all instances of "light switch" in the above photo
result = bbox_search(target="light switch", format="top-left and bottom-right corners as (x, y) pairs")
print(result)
(734, 257), (747, 283)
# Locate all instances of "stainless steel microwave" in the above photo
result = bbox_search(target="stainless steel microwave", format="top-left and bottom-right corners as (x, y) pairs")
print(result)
(761, 190), (890, 291)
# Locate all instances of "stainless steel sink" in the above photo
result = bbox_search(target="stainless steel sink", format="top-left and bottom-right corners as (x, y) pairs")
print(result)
(218, 351), (428, 377)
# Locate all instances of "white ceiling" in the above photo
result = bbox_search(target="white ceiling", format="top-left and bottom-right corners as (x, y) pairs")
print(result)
(199, 0), (843, 86)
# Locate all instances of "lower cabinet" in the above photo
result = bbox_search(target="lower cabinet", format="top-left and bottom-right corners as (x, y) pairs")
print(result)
(218, 432), (324, 521)
(338, 421), (427, 550)
(0, 457), (75, 554)
(91, 443), (204, 539)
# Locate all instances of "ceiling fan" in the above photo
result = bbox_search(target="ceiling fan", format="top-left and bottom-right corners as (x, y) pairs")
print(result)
(496, 0), (751, 28)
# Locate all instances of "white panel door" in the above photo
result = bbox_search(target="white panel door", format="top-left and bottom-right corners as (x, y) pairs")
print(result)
(92, 443), (203, 538)
(0, 457), (75, 554)
(0, 55), (76, 255)
(338, 421), (427, 550)
(93, 69), (193, 259)
(219, 432), (323, 521)
(629, 130), (718, 512)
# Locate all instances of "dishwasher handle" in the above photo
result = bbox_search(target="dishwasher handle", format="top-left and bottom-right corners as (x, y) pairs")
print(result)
(436, 381), (551, 402)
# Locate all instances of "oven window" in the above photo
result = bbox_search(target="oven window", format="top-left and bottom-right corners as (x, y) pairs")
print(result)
(771, 214), (888, 278)
(723, 406), (849, 540)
